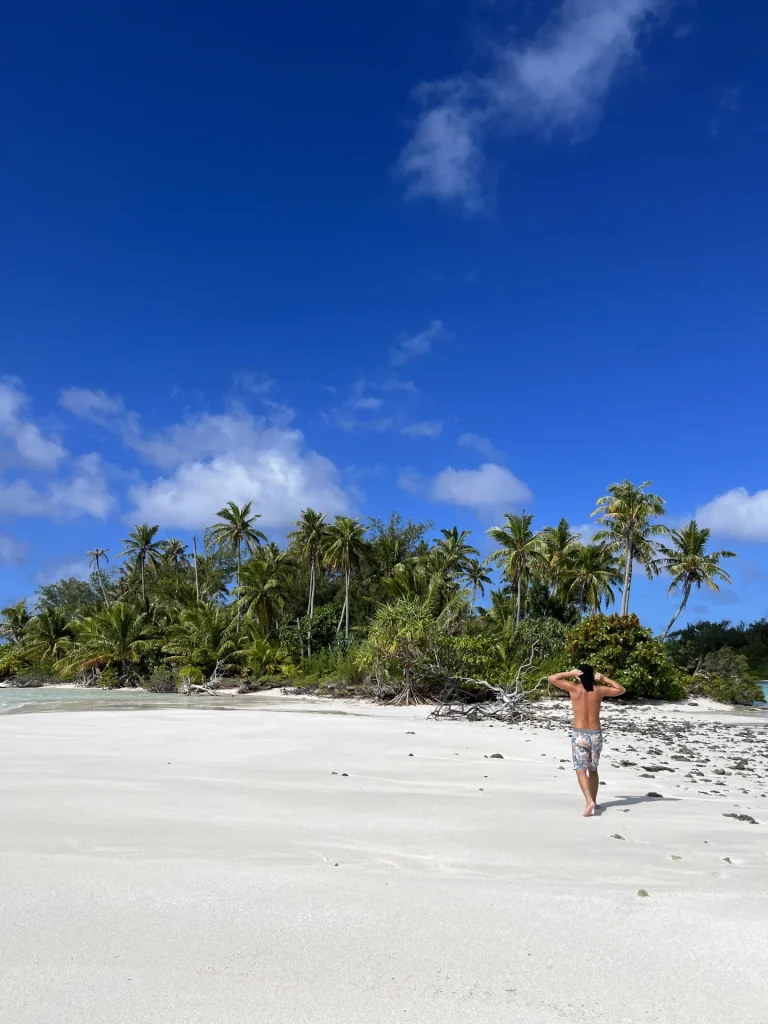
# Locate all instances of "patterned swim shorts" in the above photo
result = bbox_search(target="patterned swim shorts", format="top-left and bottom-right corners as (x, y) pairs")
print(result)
(571, 729), (603, 771)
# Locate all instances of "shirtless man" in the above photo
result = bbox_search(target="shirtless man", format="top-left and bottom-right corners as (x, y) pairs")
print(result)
(547, 663), (626, 817)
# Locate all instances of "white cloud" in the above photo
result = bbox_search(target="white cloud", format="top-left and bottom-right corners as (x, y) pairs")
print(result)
(389, 320), (446, 365)
(352, 397), (383, 411)
(401, 420), (443, 438)
(403, 462), (532, 514)
(60, 387), (125, 422)
(696, 488), (768, 543)
(0, 379), (67, 469)
(0, 454), (114, 520)
(35, 557), (91, 585)
(572, 521), (599, 544)
(128, 410), (352, 530)
(0, 534), (28, 565)
(458, 432), (504, 460)
(396, 0), (665, 210)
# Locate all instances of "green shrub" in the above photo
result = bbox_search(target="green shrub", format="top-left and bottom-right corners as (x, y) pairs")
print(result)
(566, 614), (689, 700)
(691, 649), (764, 705)
(141, 665), (179, 693)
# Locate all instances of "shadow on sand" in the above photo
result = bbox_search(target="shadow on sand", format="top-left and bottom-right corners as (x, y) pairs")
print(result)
(596, 794), (682, 814)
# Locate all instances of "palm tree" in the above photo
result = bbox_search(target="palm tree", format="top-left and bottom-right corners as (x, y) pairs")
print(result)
(288, 508), (327, 657)
(63, 604), (157, 683)
(323, 516), (368, 639)
(88, 548), (111, 607)
(434, 527), (479, 573)
(487, 511), (539, 626)
(462, 558), (492, 610)
(120, 524), (163, 606)
(537, 519), (579, 600)
(25, 608), (74, 664)
(592, 480), (669, 616)
(0, 600), (31, 644)
(564, 544), (623, 616)
(164, 602), (240, 680)
(417, 547), (465, 617)
(237, 547), (293, 632)
(209, 502), (266, 612)
(655, 522), (736, 640)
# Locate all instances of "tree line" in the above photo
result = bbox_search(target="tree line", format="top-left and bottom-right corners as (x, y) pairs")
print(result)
(1, 479), (759, 704)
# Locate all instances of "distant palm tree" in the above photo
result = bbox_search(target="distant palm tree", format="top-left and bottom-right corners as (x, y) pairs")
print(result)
(88, 548), (110, 607)
(237, 546), (294, 633)
(160, 539), (189, 598)
(64, 604), (156, 684)
(462, 558), (492, 610)
(0, 599), (31, 644)
(592, 480), (669, 616)
(537, 519), (579, 600)
(209, 502), (266, 613)
(565, 544), (623, 616)
(655, 522), (736, 639)
(26, 607), (74, 664)
(288, 508), (328, 656)
(487, 511), (539, 625)
(324, 517), (368, 638)
(434, 527), (479, 573)
(120, 524), (163, 606)
(164, 601), (240, 680)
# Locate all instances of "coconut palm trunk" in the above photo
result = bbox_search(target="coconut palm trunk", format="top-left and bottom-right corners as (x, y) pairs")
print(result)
(345, 569), (350, 639)
(621, 529), (633, 616)
(516, 572), (522, 626)
(306, 561), (315, 657)
(662, 582), (691, 640)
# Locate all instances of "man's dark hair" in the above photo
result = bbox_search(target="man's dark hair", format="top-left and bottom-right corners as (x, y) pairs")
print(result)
(578, 664), (595, 691)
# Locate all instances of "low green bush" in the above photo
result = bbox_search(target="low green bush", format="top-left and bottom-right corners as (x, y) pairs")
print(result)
(566, 614), (689, 700)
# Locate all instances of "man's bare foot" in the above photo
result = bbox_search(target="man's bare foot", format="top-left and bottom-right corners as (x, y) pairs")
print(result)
(583, 802), (596, 817)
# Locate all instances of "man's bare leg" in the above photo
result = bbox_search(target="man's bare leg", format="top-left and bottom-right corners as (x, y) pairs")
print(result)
(576, 769), (596, 816)
(588, 770), (600, 807)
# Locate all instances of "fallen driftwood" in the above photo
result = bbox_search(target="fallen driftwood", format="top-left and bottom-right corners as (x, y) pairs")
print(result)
(429, 645), (546, 724)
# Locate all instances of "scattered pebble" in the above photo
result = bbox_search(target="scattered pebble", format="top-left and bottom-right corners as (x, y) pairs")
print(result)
(647, 792), (663, 799)
(637, 889), (649, 898)
(670, 855), (682, 861)
(611, 834), (625, 840)
(723, 813), (758, 824)
(490, 753), (504, 759)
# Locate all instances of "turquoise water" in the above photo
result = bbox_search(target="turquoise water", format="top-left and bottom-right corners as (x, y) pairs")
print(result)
(0, 686), (344, 716)
(759, 682), (768, 706)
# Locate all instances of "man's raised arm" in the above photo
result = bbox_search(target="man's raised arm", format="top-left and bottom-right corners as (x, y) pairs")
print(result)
(595, 673), (626, 697)
(547, 669), (582, 692)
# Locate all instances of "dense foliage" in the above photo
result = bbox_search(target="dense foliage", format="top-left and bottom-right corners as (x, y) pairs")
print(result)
(566, 614), (689, 700)
(0, 479), (756, 704)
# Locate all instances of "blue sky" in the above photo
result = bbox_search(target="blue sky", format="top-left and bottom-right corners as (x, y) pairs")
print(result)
(1, 0), (767, 631)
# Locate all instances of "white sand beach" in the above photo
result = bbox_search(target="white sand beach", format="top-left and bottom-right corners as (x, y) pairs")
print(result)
(1, 698), (767, 1023)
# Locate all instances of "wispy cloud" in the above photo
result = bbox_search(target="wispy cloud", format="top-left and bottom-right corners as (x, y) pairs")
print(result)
(458, 432), (504, 461)
(709, 84), (741, 139)
(396, 0), (666, 211)
(389, 320), (446, 365)
(401, 420), (443, 438)
(232, 371), (276, 396)
(0, 534), (28, 565)
(1, 378), (67, 469)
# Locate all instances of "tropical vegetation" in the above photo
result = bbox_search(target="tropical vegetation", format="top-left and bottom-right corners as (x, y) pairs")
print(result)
(0, 481), (760, 704)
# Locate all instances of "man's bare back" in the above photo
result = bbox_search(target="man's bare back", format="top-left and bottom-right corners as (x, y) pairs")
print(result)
(547, 664), (626, 816)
